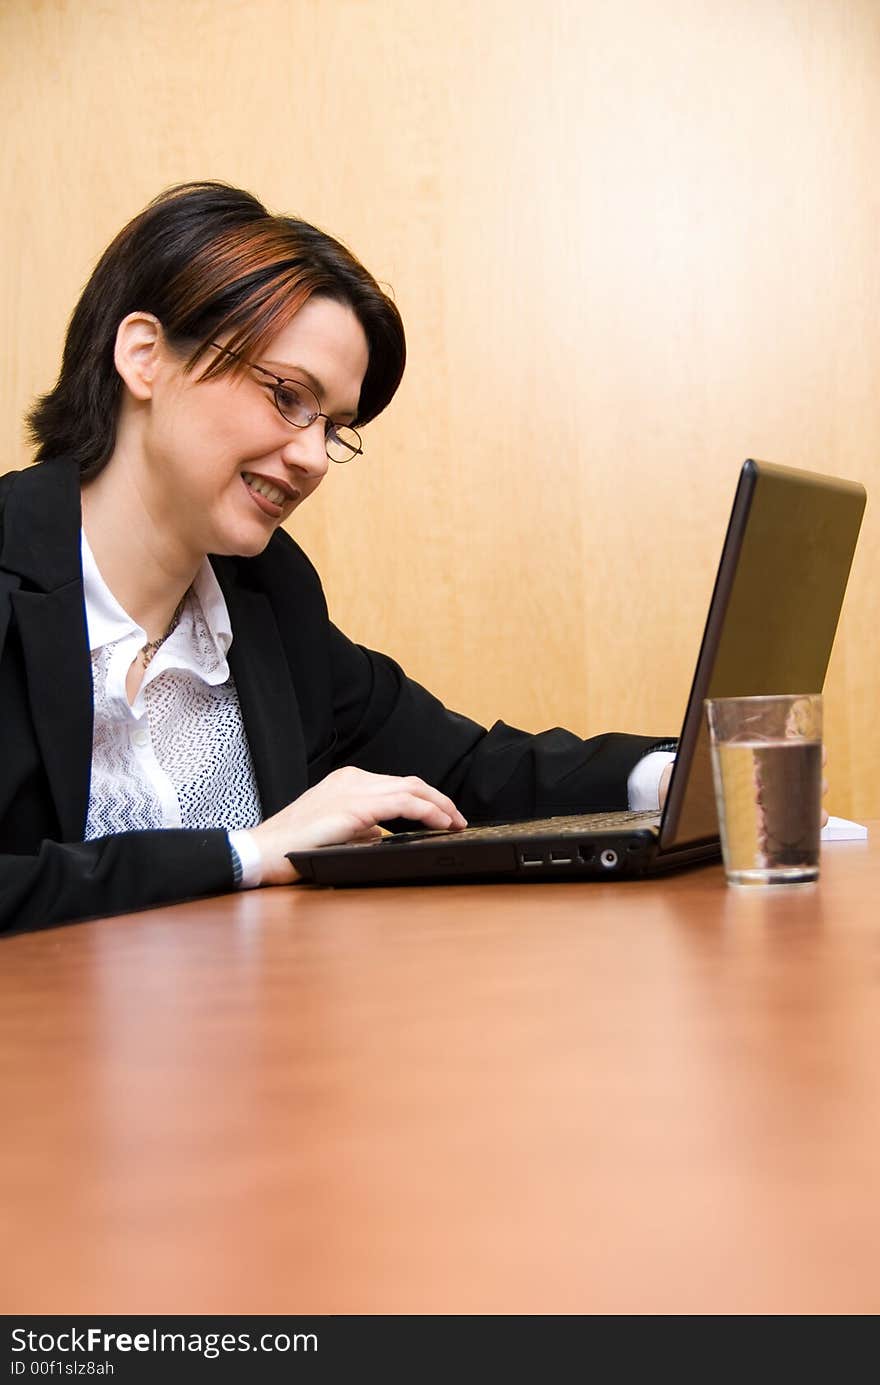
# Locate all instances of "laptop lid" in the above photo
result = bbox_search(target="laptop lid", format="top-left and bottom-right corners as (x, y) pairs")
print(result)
(658, 458), (866, 854)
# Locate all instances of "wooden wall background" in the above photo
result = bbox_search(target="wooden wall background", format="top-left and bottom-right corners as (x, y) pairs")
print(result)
(2, 0), (878, 817)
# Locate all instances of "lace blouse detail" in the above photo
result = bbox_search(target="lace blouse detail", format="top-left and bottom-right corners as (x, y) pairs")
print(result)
(82, 533), (261, 842)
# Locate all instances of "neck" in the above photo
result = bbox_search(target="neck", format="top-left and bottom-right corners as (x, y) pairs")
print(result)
(80, 455), (202, 643)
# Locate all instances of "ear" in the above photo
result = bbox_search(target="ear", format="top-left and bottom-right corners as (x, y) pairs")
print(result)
(113, 312), (165, 401)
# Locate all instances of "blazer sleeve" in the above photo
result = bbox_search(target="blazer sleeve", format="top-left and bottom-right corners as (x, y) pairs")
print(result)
(323, 621), (675, 823)
(0, 830), (236, 936)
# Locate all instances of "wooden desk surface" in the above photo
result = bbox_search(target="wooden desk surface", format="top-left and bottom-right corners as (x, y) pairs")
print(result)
(3, 832), (879, 1316)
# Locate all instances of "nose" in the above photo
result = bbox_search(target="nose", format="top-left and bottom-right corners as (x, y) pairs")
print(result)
(279, 419), (330, 483)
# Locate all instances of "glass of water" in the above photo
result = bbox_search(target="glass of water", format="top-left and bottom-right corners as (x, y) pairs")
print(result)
(704, 694), (823, 886)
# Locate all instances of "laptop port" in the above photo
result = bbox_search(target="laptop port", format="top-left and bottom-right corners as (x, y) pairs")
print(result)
(600, 849), (619, 869)
(549, 851), (574, 865)
(579, 845), (595, 865)
(520, 852), (544, 867)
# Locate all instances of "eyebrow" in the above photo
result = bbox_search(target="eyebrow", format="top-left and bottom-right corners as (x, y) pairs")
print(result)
(261, 360), (359, 424)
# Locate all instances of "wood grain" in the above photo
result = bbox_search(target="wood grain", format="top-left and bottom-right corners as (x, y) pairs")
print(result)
(2, 831), (880, 1314)
(1, 1), (878, 815)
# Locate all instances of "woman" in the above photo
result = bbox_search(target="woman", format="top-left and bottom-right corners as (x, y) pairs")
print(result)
(0, 182), (675, 933)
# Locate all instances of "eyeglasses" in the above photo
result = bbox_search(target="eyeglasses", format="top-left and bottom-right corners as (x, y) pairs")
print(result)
(209, 342), (364, 463)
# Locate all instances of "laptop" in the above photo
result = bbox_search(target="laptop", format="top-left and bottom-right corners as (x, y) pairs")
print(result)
(288, 459), (867, 887)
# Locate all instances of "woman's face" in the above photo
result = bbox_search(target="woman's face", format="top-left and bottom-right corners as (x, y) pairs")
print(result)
(138, 295), (369, 559)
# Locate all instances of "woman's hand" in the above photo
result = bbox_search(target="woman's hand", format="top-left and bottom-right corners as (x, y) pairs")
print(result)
(248, 766), (467, 885)
(658, 761), (674, 812)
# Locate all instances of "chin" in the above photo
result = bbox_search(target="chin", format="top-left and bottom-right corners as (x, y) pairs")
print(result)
(233, 532), (278, 558)
(209, 521), (280, 560)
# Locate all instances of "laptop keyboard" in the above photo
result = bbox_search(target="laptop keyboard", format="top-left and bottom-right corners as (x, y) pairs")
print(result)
(387, 809), (661, 843)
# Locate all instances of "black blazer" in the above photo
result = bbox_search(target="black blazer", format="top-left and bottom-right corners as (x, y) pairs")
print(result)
(0, 459), (672, 933)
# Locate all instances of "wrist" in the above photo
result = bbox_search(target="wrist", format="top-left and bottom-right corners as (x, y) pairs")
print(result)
(245, 821), (301, 887)
(227, 829), (263, 889)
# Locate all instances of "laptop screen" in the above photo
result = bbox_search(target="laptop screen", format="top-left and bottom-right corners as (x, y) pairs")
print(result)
(659, 459), (866, 851)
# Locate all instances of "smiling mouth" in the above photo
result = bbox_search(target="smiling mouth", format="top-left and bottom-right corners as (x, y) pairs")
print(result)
(242, 472), (298, 508)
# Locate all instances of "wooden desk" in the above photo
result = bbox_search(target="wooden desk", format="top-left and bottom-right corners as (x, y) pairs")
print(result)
(2, 832), (879, 1315)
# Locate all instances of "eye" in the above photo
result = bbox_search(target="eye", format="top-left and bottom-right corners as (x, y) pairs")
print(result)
(274, 384), (314, 421)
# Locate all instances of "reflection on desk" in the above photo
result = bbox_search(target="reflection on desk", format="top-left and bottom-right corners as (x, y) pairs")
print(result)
(2, 826), (879, 1314)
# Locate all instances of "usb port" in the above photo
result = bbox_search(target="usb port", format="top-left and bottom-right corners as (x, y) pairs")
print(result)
(550, 851), (573, 864)
(520, 852), (544, 867)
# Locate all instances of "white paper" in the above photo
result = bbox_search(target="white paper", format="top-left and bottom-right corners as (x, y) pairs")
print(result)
(821, 815), (868, 841)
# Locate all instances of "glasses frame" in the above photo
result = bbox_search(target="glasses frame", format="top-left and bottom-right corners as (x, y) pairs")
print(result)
(208, 341), (364, 463)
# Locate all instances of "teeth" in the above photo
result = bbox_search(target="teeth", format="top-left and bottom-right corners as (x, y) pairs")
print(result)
(244, 473), (287, 507)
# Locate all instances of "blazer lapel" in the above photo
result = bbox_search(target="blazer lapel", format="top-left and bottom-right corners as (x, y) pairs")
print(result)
(1, 460), (93, 841)
(11, 585), (93, 840)
(212, 560), (308, 816)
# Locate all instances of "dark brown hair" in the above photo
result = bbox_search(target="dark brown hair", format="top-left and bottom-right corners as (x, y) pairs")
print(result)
(27, 181), (406, 478)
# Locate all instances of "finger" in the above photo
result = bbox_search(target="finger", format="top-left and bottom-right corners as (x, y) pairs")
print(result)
(347, 824), (384, 844)
(375, 776), (467, 828)
(821, 808), (829, 827)
(378, 792), (461, 830)
(822, 745), (828, 767)
(822, 777), (828, 797)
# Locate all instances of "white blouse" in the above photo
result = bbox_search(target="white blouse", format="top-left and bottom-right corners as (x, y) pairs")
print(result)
(81, 530), (263, 882)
